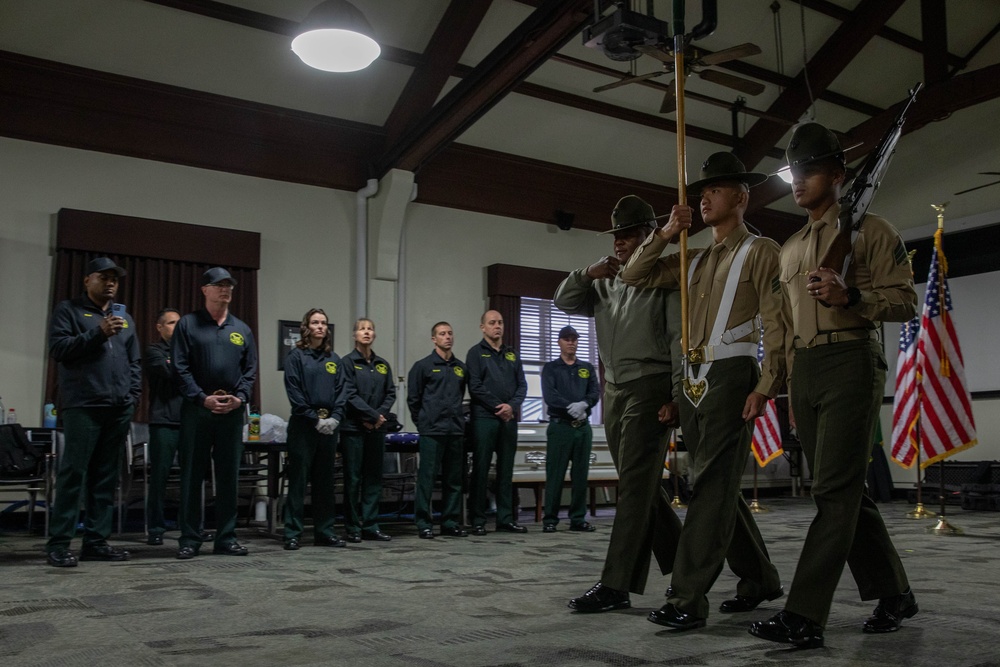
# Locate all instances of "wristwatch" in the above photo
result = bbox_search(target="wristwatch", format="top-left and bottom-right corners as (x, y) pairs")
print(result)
(844, 286), (862, 308)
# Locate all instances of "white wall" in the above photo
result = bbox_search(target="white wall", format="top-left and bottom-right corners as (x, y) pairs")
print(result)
(0, 138), (609, 425)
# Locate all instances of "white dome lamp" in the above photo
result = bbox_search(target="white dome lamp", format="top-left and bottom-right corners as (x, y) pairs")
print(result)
(292, 1), (381, 73)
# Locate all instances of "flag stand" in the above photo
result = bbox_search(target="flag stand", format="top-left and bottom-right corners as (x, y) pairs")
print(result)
(928, 460), (963, 535)
(749, 464), (769, 513)
(905, 425), (935, 519)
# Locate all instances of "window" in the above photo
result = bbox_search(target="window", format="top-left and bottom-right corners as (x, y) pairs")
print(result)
(518, 297), (602, 424)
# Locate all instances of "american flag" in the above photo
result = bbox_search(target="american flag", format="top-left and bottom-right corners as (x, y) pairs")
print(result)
(890, 316), (921, 467)
(913, 228), (977, 466)
(751, 340), (783, 466)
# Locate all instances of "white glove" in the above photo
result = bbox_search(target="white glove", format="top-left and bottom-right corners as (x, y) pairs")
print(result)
(315, 417), (337, 435)
(567, 401), (588, 420)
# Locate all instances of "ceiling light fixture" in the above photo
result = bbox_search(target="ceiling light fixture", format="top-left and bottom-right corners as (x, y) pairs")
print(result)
(291, 0), (381, 73)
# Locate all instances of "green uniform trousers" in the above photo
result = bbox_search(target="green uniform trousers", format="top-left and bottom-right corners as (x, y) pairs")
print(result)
(786, 339), (909, 627)
(283, 415), (339, 542)
(414, 434), (464, 532)
(147, 424), (180, 538)
(469, 418), (518, 527)
(600, 373), (683, 594)
(668, 357), (781, 618)
(47, 405), (134, 552)
(177, 401), (244, 551)
(543, 420), (592, 527)
(340, 430), (385, 536)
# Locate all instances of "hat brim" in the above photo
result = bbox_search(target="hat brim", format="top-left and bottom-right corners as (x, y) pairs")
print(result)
(787, 141), (863, 168)
(597, 220), (655, 235)
(687, 171), (769, 194)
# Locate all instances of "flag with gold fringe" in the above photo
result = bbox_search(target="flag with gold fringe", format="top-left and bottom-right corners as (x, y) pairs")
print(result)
(913, 227), (977, 466)
(751, 340), (782, 466)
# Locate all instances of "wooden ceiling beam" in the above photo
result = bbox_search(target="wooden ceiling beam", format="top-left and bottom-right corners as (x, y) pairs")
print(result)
(747, 62), (1000, 212)
(373, 0), (598, 176)
(382, 0), (493, 147)
(791, 0), (964, 68)
(920, 0), (949, 85)
(735, 0), (907, 170)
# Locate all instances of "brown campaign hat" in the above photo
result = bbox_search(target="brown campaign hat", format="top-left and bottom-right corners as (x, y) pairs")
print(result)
(687, 152), (768, 193)
(599, 195), (656, 235)
(785, 122), (861, 168)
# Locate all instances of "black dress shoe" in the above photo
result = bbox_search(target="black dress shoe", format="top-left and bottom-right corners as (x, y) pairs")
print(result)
(719, 586), (784, 613)
(80, 544), (130, 561)
(213, 542), (249, 556)
(568, 582), (631, 613)
(176, 546), (199, 560)
(471, 525), (488, 536)
(497, 522), (528, 533)
(570, 522), (596, 532)
(345, 534), (363, 543)
(749, 610), (824, 649)
(362, 530), (392, 542)
(314, 535), (347, 548)
(147, 535), (164, 546)
(440, 526), (469, 537)
(284, 539), (300, 551)
(863, 588), (918, 633)
(542, 524), (557, 533)
(418, 528), (435, 539)
(46, 548), (78, 568)
(648, 603), (706, 630)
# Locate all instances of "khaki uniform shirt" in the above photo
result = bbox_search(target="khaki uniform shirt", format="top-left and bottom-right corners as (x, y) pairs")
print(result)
(779, 203), (918, 378)
(620, 223), (784, 398)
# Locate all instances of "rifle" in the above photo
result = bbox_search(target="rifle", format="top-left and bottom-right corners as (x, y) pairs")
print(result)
(812, 82), (923, 306)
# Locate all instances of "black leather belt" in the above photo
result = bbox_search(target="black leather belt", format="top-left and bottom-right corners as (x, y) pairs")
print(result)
(551, 417), (586, 428)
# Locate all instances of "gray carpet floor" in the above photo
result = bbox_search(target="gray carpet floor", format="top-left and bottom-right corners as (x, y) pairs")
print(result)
(1, 497), (998, 666)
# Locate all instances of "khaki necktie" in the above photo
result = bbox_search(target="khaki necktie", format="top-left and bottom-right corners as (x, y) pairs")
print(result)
(689, 243), (725, 350)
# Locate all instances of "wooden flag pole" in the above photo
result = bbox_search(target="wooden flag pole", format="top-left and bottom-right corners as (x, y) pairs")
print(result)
(674, 30), (691, 361)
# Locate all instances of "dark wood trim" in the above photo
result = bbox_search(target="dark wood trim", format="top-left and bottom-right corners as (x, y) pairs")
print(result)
(488, 264), (568, 300)
(57, 209), (261, 269)
(736, 0), (908, 170)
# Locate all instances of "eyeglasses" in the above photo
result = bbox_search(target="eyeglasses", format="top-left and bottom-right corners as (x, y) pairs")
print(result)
(208, 282), (235, 289)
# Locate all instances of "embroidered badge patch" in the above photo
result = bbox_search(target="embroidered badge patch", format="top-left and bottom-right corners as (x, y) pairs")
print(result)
(578, 368), (590, 379)
(505, 351), (516, 361)
(325, 362), (337, 374)
(230, 332), (244, 346)
(454, 366), (465, 378)
(893, 239), (908, 266)
(375, 363), (388, 375)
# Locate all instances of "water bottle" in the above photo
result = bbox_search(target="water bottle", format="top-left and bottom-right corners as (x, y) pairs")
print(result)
(6, 408), (16, 424)
(248, 407), (261, 441)
(43, 403), (58, 428)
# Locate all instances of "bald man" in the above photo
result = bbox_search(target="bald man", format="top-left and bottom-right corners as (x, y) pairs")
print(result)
(466, 310), (528, 535)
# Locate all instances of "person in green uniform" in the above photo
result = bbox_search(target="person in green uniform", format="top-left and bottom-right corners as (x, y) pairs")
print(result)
(407, 321), (468, 539)
(143, 307), (183, 546)
(341, 318), (396, 543)
(620, 153), (785, 631)
(172, 267), (257, 559)
(466, 310), (528, 535)
(541, 325), (600, 533)
(749, 123), (919, 648)
(282, 308), (351, 550)
(45, 257), (140, 567)
(556, 195), (684, 613)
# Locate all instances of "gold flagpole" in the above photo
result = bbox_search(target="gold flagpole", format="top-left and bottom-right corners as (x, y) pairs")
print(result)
(749, 462), (769, 513)
(670, 430), (687, 509)
(924, 203), (963, 535)
(905, 441), (935, 518)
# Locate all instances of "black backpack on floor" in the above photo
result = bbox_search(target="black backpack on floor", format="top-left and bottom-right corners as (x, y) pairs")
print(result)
(0, 423), (42, 476)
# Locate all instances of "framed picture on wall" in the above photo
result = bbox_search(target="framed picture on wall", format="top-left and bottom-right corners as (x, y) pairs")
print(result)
(277, 320), (300, 371)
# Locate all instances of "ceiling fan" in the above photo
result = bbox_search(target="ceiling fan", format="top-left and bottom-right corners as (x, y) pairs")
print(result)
(954, 172), (1000, 195)
(591, 40), (764, 112)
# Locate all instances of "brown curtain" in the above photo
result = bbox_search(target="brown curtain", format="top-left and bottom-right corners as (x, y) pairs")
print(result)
(46, 209), (261, 422)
